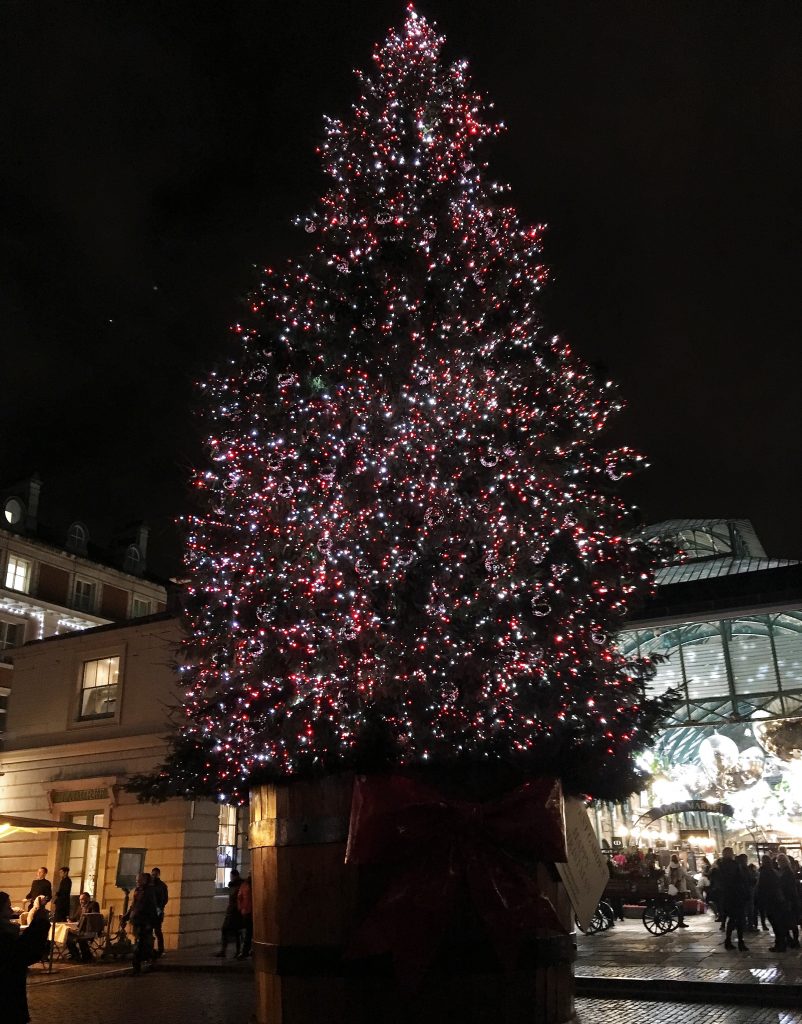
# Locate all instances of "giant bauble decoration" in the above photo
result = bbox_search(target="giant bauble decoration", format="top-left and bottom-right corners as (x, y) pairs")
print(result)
(754, 717), (802, 762)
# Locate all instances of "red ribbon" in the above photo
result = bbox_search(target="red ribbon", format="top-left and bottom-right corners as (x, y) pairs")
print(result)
(344, 774), (569, 989)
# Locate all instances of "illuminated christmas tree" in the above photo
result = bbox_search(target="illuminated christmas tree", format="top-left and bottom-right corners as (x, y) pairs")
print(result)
(157, 6), (672, 805)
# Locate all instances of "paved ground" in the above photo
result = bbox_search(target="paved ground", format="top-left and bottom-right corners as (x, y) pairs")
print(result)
(27, 973), (802, 1024)
(24, 907), (802, 1024)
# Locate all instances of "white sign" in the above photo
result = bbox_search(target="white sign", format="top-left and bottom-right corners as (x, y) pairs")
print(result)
(555, 797), (609, 932)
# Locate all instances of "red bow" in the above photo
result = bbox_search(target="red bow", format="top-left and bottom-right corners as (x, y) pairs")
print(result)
(344, 774), (568, 989)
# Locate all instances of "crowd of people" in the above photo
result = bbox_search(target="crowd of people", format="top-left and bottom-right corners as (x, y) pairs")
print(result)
(700, 846), (802, 953)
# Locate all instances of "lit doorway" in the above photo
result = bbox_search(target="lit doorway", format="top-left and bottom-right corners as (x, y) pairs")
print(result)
(57, 811), (104, 898)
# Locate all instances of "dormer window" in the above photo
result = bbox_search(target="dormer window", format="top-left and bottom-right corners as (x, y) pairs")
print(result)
(124, 545), (141, 573)
(66, 522), (89, 555)
(3, 497), (24, 527)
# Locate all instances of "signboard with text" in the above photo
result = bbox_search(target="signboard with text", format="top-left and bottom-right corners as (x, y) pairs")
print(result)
(556, 798), (610, 932)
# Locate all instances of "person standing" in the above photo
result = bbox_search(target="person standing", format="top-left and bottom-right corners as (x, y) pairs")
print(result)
(719, 849), (750, 951)
(236, 875), (253, 960)
(1, 892), (51, 1024)
(24, 867), (51, 912)
(776, 854), (800, 949)
(151, 866), (168, 959)
(122, 873), (159, 974)
(54, 866), (72, 922)
(214, 869), (242, 958)
(757, 854), (787, 952)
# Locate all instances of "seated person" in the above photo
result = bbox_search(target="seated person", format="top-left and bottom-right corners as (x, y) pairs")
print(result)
(65, 892), (98, 963)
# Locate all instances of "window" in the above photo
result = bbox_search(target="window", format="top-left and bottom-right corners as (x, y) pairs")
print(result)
(124, 545), (141, 573)
(215, 804), (240, 892)
(0, 620), (23, 650)
(5, 555), (31, 593)
(4, 497), (24, 526)
(131, 597), (152, 618)
(78, 656), (120, 720)
(73, 578), (97, 612)
(66, 522), (88, 553)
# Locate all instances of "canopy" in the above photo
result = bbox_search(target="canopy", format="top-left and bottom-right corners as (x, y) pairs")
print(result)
(0, 814), (107, 838)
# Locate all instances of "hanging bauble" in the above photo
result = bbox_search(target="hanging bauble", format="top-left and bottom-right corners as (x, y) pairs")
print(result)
(376, 209), (393, 225)
(531, 597), (552, 617)
(265, 453), (283, 473)
(339, 213), (349, 225)
(531, 545), (547, 565)
(250, 366), (269, 382)
(424, 506), (444, 528)
(224, 475), (240, 492)
(484, 556), (498, 575)
(335, 258), (350, 274)
(304, 219), (317, 233)
(503, 444), (515, 457)
(485, 223), (498, 238)
(355, 558), (370, 576)
(247, 638), (265, 658)
(319, 466), (336, 482)
(480, 451), (499, 468)
(256, 604), (276, 624)
(341, 622), (359, 641)
(754, 717), (802, 762)
(363, 317), (376, 329)
(441, 681), (459, 705)
(607, 467), (624, 482)
(699, 733), (740, 775)
(728, 746), (766, 789)
(277, 372), (298, 388)
(423, 225), (437, 240)
(591, 630), (606, 645)
(277, 481), (294, 498)
(397, 550), (415, 567)
(316, 537), (333, 555)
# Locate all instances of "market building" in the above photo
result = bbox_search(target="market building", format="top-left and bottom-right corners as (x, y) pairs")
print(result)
(596, 517), (802, 862)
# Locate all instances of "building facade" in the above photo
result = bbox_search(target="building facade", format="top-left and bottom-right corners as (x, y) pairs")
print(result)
(0, 615), (248, 949)
(0, 475), (168, 734)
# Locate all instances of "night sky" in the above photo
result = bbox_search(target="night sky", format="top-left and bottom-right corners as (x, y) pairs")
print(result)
(2, 1), (800, 577)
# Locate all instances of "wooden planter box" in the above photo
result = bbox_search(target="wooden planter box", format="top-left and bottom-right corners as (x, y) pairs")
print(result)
(249, 774), (577, 1024)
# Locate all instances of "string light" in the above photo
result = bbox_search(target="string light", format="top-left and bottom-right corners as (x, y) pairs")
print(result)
(159, 5), (673, 805)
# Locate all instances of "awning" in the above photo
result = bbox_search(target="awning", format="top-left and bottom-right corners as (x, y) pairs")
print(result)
(0, 814), (107, 838)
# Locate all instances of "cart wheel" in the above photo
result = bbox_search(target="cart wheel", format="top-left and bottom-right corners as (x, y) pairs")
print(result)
(642, 903), (673, 934)
(577, 905), (607, 935)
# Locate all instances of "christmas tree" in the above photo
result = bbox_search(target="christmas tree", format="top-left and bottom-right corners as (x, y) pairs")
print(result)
(151, 6), (672, 805)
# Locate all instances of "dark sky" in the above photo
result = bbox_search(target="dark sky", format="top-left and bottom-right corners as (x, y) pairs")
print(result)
(2, 0), (800, 576)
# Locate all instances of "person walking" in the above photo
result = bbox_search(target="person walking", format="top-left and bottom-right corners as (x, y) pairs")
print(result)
(776, 853), (800, 949)
(151, 866), (168, 959)
(214, 869), (242, 958)
(122, 872), (160, 974)
(757, 854), (786, 952)
(24, 867), (51, 913)
(236, 875), (253, 960)
(665, 854), (690, 928)
(1, 892), (51, 1023)
(54, 866), (72, 922)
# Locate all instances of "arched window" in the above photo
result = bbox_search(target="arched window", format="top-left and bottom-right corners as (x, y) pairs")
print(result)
(124, 545), (141, 573)
(67, 522), (89, 553)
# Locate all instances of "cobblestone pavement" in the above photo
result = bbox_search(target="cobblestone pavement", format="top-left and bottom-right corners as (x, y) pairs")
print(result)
(576, 999), (802, 1023)
(29, 971), (256, 1024)
(26, 973), (802, 1024)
